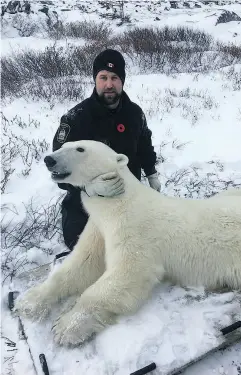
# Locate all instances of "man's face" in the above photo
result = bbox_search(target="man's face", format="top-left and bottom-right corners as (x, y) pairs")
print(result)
(95, 70), (123, 106)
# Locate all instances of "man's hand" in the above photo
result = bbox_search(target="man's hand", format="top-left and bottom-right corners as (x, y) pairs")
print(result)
(84, 172), (125, 197)
(147, 173), (161, 192)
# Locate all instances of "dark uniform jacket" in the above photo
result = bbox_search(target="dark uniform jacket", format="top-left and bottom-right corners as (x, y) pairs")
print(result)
(53, 89), (157, 250)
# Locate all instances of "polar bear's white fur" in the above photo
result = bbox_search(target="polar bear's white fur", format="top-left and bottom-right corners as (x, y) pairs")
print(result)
(16, 140), (241, 347)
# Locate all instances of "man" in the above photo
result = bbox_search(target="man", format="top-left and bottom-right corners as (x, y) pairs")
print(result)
(53, 49), (161, 251)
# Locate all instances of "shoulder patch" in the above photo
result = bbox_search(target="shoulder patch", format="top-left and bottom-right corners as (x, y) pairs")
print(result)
(57, 123), (70, 143)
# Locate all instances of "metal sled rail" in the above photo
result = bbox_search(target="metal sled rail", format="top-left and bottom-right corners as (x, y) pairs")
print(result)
(131, 321), (241, 375)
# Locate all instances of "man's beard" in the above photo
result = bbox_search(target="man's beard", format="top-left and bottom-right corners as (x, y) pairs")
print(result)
(98, 90), (122, 106)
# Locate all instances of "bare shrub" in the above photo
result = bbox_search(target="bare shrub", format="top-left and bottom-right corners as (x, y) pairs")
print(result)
(2, 25), (240, 101)
(217, 42), (241, 61)
(44, 19), (65, 40)
(1, 42), (110, 99)
(11, 13), (39, 37)
(179, 103), (199, 126)
(42, 17), (112, 42)
(65, 42), (111, 76)
(22, 76), (86, 103)
(13, 45), (70, 78)
(165, 87), (218, 105)
(1, 114), (49, 192)
(143, 141), (241, 200)
(115, 26), (240, 74)
(64, 21), (112, 42)
(164, 87), (218, 123)
(1, 57), (24, 99)
(2, 114), (40, 129)
(1, 11), (38, 37)
(231, 71), (241, 91)
(154, 141), (241, 199)
(37, 10), (66, 40)
(114, 26), (212, 73)
(157, 139), (190, 165)
(161, 162), (241, 199)
(116, 26), (213, 53)
(222, 66), (241, 91)
(1, 44), (83, 97)
(99, 0), (131, 24)
(1, 196), (63, 284)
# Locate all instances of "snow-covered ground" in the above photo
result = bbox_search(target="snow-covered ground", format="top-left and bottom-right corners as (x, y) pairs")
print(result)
(1, 1), (241, 374)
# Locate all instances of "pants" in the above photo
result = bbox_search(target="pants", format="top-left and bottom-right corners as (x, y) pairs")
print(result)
(61, 192), (88, 251)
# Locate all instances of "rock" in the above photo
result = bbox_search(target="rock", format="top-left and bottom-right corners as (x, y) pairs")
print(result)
(39, 6), (49, 15)
(216, 10), (241, 25)
(1, 5), (7, 16)
(3, 1), (31, 15)
(170, 1), (179, 9)
(6, 1), (21, 14)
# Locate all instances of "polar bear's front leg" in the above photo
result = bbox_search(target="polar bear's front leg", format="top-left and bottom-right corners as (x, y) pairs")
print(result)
(15, 220), (105, 321)
(52, 261), (163, 346)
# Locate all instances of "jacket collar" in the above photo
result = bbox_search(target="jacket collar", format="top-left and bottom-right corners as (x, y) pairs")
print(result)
(90, 88), (131, 117)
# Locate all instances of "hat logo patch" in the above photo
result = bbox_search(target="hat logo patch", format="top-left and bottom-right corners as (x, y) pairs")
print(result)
(107, 62), (114, 68)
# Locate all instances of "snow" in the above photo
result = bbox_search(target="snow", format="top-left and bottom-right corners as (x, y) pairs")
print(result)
(1, 1), (241, 374)
(5, 281), (241, 375)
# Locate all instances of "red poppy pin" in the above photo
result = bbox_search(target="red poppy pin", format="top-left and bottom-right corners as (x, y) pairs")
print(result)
(117, 124), (125, 133)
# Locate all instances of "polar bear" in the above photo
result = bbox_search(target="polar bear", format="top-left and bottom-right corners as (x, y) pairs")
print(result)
(15, 140), (241, 347)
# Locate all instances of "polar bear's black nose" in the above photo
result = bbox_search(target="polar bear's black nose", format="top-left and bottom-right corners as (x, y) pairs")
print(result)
(44, 156), (56, 168)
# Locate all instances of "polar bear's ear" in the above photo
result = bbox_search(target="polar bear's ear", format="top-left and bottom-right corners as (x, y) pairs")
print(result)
(116, 154), (129, 167)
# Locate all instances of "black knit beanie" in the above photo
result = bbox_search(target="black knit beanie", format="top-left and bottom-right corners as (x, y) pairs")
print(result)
(93, 49), (126, 84)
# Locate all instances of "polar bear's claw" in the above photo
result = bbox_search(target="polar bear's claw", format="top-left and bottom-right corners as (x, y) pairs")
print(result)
(14, 287), (51, 321)
(52, 308), (99, 346)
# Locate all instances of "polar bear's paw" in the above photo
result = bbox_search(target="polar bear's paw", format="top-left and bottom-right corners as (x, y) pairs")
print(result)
(15, 286), (51, 321)
(52, 307), (103, 346)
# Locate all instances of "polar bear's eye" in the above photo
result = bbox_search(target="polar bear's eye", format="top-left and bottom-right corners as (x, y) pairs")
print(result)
(76, 147), (85, 153)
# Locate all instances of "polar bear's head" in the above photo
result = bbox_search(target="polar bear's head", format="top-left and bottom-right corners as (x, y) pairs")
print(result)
(44, 140), (129, 187)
